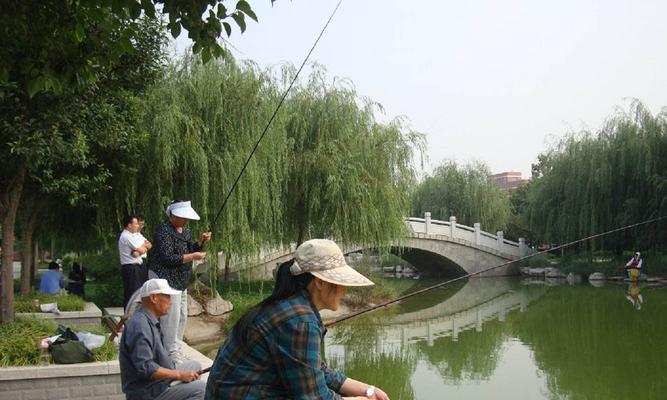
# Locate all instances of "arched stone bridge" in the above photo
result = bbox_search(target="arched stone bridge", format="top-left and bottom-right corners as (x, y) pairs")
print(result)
(218, 213), (531, 279)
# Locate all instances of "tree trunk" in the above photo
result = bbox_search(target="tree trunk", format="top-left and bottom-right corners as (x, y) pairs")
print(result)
(0, 164), (26, 322)
(31, 240), (38, 285)
(20, 200), (43, 294)
(20, 228), (32, 295)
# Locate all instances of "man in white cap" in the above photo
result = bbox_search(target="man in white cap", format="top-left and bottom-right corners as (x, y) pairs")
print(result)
(119, 279), (205, 400)
(148, 200), (211, 363)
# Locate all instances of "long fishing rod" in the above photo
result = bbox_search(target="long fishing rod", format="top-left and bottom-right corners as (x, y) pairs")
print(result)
(209, 0), (344, 232)
(324, 214), (667, 327)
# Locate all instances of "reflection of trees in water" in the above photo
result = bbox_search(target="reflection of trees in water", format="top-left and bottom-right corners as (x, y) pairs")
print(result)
(416, 318), (509, 383)
(326, 320), (418, 400)
(509, 285), (667, 400)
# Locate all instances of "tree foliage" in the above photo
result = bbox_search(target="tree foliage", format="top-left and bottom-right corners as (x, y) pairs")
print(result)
(411, 161), (511, 232)
(132, 58), (424, 273)
(282, 70), (424, 246)
(0, 17), (168, 321)
(523, 101), (667, 253)
(0, 0), (261, 97)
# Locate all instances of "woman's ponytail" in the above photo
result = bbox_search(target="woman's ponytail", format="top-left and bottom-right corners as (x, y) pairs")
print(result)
(231, 259), (314, 348)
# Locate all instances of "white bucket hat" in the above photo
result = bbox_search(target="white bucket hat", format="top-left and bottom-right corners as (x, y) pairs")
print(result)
(290, 239), (374, 287)
(165, 200), (200, 220)
(139, 278), (181, 298)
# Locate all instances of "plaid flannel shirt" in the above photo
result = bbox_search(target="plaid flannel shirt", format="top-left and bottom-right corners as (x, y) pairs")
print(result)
(205, 289), (347, 399)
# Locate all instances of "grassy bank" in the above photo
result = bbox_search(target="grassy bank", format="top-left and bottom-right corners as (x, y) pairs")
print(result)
(14, 293), (86, 313)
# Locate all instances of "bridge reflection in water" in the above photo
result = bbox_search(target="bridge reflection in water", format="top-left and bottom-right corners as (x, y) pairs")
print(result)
(325, 276), (546, 354)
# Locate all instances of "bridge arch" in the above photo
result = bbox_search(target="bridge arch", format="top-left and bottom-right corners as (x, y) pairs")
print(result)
(217, 214), (529, 279)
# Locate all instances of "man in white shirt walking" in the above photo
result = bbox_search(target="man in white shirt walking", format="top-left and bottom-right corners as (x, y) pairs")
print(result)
(119, 215), (152, 309)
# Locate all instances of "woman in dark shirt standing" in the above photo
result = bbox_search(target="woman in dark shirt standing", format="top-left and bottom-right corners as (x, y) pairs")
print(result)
(149, 200), (211, 364)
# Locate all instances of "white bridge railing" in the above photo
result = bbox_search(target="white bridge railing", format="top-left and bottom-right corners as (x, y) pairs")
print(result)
(406, 213), (529, 258)
(217, 213), (529, 275)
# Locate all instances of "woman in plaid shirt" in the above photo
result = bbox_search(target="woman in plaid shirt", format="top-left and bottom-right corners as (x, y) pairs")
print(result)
(206, 239), (390, 400)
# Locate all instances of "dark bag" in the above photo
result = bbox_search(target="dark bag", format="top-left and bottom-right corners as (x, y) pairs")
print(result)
(49, 327), (95, 364)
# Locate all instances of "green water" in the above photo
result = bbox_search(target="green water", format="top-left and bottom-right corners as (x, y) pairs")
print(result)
(324, 277), (667, 400)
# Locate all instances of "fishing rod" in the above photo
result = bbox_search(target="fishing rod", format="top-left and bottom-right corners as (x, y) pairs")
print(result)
(324, 214), (667, 327)
(209, 0), (344, 233)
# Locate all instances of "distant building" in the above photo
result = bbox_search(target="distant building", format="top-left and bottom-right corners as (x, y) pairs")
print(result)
(492, 171), (529, 191)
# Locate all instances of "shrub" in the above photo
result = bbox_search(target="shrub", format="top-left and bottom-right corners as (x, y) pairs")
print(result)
(86, 282), (124, 308)
(79, 248), (119, 281)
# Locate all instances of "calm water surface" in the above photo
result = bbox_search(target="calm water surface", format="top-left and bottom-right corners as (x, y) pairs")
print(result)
(324, 277), (667, 400)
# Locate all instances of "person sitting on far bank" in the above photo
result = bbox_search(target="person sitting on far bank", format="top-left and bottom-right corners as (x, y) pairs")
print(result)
(120, 278), (205, 400)
(39, 261), (65, 295)
(205, 239), (390, 400)
(149, 200), (211, 364)
(625, 252), (643, 280)
(119, 215), (152, 310)
(67, 262), (86, 297)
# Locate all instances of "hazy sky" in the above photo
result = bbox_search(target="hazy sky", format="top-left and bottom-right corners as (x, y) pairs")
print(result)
(175, 0), (667, 177)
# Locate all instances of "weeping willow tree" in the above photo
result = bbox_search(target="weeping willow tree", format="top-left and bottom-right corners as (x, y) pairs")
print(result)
(524, 101), (667, 254)
(282, 67), (424, 247)
(136, 55), (288, 283)
(120, 56), (423, 287)
(411, 160), (511, 232)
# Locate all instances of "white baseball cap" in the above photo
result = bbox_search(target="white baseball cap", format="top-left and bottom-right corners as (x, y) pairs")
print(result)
(139, 279), (180, 298)
(165, 200), (200, 220)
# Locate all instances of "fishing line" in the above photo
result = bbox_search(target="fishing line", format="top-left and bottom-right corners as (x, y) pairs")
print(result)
(210, 0), (344, 231)
(324, 214), (667, 327)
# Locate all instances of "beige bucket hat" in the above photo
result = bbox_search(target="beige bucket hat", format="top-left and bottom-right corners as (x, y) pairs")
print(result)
(290, 239), (374, 287)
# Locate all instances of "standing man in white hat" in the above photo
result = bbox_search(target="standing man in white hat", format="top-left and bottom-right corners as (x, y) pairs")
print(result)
(149, 200), (211, 363)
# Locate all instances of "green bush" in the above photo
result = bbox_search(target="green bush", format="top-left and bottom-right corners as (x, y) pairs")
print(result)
(0, 319), (117, 367)
(641, 252), (667, 276)
(79, 248), (118, 281)
(14, 293), (86, 313)
(86, 282), (124, 308)
(518, 252), (556, 268)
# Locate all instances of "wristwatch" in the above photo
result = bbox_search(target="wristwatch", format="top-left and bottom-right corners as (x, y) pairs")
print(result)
(365, 385), (375, 398)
